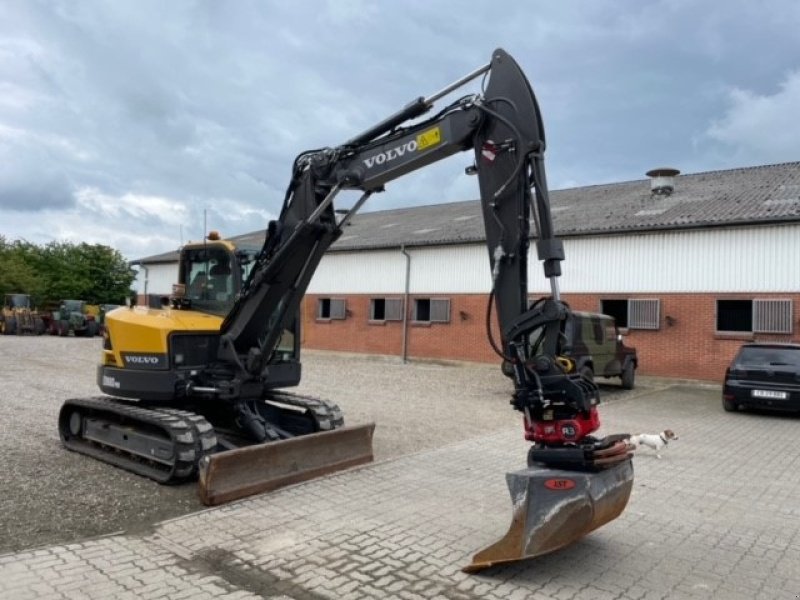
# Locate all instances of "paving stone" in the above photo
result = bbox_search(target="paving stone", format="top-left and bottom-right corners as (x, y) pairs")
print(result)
(2, 384), (800, 599)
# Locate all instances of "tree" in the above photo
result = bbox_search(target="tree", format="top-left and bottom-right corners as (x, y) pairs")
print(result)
(0, 238), (47, 304)
(75, 243), (136, 304)
(0, 237), (135, 305)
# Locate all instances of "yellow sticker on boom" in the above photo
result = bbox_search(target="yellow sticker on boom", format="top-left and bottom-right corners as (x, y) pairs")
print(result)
(416, 127), (442, 150)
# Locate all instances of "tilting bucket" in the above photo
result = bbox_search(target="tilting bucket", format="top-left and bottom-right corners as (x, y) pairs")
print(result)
(464, 460), (633, 573)
(198, 423), (375, 506)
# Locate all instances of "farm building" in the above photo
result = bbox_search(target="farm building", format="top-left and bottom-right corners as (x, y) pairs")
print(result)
(132, 162), (800, 382)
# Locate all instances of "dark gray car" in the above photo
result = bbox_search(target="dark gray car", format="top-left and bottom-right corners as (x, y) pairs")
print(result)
(723, 343), (800, 413)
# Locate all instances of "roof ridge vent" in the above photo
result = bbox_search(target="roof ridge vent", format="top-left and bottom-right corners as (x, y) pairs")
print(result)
(646, 167), (680, 196)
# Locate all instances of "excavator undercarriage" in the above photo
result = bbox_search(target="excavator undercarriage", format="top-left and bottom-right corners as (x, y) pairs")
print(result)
(59, 397), (211, 483)
(59, 391), (373, 496)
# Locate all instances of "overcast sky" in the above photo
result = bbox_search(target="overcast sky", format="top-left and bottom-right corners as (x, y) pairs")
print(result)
(2, 1), (799, 259)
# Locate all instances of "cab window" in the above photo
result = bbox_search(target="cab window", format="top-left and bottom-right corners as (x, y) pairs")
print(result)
(184, 248), (235, 315)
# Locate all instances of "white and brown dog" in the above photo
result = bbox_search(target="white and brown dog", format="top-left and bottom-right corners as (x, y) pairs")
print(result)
(626, 430), (678, 459)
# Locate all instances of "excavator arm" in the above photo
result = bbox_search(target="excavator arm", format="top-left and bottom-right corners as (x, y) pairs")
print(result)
(218, 49), (627, 466)
(218, 48), (635, 570)
(207, 49), (634, 570)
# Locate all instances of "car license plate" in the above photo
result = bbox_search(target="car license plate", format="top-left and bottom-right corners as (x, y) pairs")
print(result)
(751, 389), (788, 400)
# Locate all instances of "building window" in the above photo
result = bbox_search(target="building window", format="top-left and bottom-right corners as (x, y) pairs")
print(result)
(716, 300), (751, 332)
(317, 298), (346, 320)
(413, 298), (450, 323)
(601, 299), (628, 327)
(600, 298), (660, 330)
(370, 298), (403, 321)
(755, 299), (793, 333)
(717, 299), (792, 334)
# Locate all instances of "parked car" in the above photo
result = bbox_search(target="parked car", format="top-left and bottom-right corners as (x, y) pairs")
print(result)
(722, 343), (800, 413)
(502, 310), (638, 389)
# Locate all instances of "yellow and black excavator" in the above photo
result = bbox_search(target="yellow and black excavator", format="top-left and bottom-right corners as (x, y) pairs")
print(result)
(58, 48), (633, 571)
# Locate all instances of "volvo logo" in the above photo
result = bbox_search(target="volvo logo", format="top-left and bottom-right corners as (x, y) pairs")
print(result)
(125, 355), (159, 365)
(362, 140), (418, 169)
(122, 353), (166, 369)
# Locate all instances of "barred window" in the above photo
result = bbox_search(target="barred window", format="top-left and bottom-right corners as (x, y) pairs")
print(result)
(629, 299), (660, 330)
(370, 298), (403, 321)
(754, 299), (793, 333)
(600, 298), (661, 330)
(414, 298), (450, 323)
(717, 299), (793, 334)
(317, 298), (346, 320)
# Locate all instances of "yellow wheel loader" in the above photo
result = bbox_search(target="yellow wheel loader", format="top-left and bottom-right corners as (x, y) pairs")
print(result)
(58, 48), (632, 571)
(1, 294), (46, 335)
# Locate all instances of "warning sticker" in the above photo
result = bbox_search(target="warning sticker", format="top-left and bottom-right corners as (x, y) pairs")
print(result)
(416, 127), (442, 150)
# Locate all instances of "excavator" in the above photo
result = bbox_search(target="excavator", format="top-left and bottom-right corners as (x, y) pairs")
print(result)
(58, 48), (633, 572)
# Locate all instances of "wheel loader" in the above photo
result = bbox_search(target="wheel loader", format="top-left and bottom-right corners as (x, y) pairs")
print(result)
(59, 48), (633, 571)
(1, 294), (46, 335)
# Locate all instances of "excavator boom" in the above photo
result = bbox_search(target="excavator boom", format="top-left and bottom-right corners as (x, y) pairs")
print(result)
(211, 48), (633, 567)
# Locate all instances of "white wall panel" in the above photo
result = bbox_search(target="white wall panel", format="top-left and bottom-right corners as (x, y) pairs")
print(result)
(306, 245), (493, 295)
(133, 264), (178, 296)
(137, 224), (800, 295)
(308, 223), (800, 294)
(559, 224), (800, 293)
(306, 250), (407, 294)
(406, 245), (493, 294)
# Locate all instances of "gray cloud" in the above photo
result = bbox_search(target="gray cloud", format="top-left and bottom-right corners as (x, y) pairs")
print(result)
(705, 70), (800, 164)
(0, 143), (75, 211)
(1, 0), (799, 257)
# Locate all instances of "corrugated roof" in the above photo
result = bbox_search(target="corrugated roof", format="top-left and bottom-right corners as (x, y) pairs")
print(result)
(134, 161), (800, 264)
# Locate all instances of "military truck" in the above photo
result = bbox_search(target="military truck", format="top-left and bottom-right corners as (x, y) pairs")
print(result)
(47, 299), (99, 337)
(504, 310), (638, 389)
(96, 303), (123, 335)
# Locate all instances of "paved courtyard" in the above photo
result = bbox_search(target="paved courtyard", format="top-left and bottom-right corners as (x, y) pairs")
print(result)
(2, 378), (799, 599)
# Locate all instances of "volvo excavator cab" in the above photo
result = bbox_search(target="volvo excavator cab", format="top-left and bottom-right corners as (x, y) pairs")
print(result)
(179, 237), (248, 316)
(177, 240), (299, 365)
(59, 48), (632, 570)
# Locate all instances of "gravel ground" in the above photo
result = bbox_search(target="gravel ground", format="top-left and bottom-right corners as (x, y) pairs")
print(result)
(0, 335), (634, 554)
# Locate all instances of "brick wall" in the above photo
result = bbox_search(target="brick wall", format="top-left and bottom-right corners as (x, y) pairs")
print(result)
(303, 292), (800, 382)
(301, 294), (502, 363)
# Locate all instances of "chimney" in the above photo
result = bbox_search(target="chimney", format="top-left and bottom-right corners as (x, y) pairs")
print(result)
(646, 168), (680, 196)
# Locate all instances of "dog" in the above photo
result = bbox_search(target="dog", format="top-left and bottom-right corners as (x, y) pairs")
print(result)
(626, 429), (678, 459)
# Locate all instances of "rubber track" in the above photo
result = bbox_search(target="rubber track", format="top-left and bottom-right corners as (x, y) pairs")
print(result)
(59, 396), (199, 484)
(156, 408), (218, 476)
(265, 391), (345, 431)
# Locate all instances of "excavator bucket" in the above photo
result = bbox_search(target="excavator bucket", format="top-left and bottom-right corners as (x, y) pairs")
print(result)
(463, 460), (633, 573)
(198, 423), (375, 506)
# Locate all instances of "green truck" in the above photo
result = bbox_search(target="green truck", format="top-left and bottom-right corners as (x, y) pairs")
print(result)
(503, 310), (638, 389)
(47, 299), (100, 337)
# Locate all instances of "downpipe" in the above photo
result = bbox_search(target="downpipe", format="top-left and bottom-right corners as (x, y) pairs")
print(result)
(401, 245), (411, 363)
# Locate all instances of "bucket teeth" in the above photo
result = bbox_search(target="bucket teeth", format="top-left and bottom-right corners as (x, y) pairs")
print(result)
(464, 460), (633, 573)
